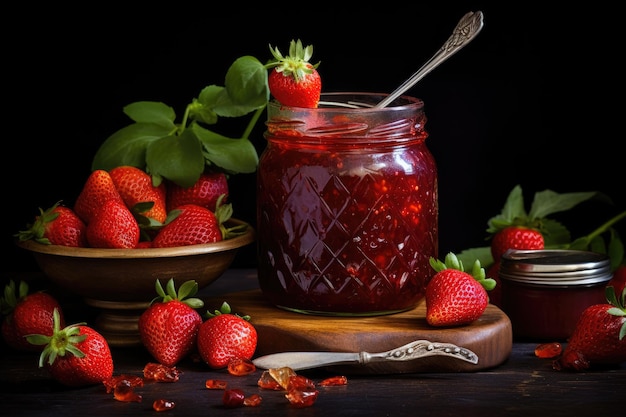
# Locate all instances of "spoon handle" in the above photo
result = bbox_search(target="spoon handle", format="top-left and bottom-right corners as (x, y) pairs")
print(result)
(375, 11), (484, 108)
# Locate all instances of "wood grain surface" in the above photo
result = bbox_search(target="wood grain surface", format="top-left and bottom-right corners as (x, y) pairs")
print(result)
(204, 289), (513, 374)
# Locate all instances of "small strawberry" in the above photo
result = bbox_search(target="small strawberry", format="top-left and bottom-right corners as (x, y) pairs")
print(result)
(490, 226), (545, 263)
(426, 252), (496, 327)
(166, 171), (229, 212)
(553, 286), (626, 371)
(197, 301), (257, 369)
(74, 169), (124, 224)
(27, 309), (113, 387)
(1, 280), (64, 352)
(138, 279), (204, 366)
(109, 165), (168, 224)
(15, 201), (87, 247)
(86, 199), (140, 248)
(267, 39), (322, 108)
(607, 264), (626, 297)
(152, 201), (229, 248)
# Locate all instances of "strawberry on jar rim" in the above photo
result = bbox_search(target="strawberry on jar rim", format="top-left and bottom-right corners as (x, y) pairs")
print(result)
(267, 39), (322, 108)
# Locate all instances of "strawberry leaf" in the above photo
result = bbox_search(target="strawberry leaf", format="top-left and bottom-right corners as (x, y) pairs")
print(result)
(528, 189), (598, 219)
(92, 123), (172, 171)
(123, 101), (177, 127)
(145, 129), (206, 188)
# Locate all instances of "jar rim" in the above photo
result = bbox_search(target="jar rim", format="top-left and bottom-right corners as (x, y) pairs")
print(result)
(268, 92), (424, 112)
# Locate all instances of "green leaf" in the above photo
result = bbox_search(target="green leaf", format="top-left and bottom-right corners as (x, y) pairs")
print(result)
(486, 185), (526, 233)
(145, 129), (206, 187)
(92, 123), (172, 171)
(123, 101), (177, 128)
(224, 55), (269, 106)
(456, 247), (493, 268)
(541, 218), (571, 246)
(192, 123), (259, 174)
(528, 189), (597, 219)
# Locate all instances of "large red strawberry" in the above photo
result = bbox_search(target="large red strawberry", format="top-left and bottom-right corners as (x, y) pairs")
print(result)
(86, 199), (140, 248)
(27, 309), (113, 387)
(74, 169), (124, 224)
(167, 171), (229, 212)
(552, 286), (626, 371)
(426, 252), (496, 327)
(152, 203), (224, 248)
(109, 165), (167, 224)
(267, 39), (321, 108)
(15, 201), (87, 247)
(1, 280), (64, 351)
(138, 279), (204, 366)
(196, 302), (257, 369)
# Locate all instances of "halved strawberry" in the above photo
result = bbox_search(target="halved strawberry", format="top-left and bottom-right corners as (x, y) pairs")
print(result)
(267, 39), (321, 108)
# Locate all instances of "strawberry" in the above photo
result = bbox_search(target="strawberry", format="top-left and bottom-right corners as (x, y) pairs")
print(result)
(607, 264), (626, 296)
(27, 309), (113, 387)
(152, 203), (224, 248)
(166, 171), (229, 212)
(1, 280), (64, 351)
(553, 286), (626, 371)
(267, 39), (322, 108)
(15, 201), (87, 247)
(490, 226), (544, 263)
(109, 165), (168, 224)
(138, 279), (204, 366)
(74, 169), (124, 224)
(86, 199), (140, 248)
(196, 301), (257, 369)
(426, 252), (496, 327)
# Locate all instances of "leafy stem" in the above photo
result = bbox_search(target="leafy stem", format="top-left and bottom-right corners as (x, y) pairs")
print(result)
(91, 54), (271, 188)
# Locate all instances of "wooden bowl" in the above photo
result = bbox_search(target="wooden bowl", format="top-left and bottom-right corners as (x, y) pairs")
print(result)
(16, 218), (255, 347)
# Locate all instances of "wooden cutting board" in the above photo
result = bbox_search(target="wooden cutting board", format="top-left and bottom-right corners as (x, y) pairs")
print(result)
(204, 289), (513, 374)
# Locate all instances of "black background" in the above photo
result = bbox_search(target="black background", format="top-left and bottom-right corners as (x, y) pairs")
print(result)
(4, 3), (624, 273)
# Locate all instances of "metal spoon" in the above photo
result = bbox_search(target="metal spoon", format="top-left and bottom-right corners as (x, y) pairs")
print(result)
(375, 10), (484, 108)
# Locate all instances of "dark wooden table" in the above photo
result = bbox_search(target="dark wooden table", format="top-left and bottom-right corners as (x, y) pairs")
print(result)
(2, 269), (624, 417)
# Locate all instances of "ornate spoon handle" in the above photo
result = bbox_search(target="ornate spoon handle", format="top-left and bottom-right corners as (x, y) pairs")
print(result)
(363, 339), (478, 364)
(375, 10), (484, 108)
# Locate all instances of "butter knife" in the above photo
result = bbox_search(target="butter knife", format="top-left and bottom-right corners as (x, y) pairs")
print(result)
(252, 339), (478, 371)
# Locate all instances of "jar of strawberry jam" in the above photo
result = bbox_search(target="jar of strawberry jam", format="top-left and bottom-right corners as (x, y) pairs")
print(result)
(500, 249), (612, 340)
(257, 93), (438, 316)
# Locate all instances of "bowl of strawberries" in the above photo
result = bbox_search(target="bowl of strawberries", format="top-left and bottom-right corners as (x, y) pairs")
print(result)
(15, 166), (255, 346)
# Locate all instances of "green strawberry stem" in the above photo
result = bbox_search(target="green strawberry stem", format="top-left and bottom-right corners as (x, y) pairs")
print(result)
(26, 309), (87, 367)
(151, 278), (204, 309)
(430, 252), (496, 291)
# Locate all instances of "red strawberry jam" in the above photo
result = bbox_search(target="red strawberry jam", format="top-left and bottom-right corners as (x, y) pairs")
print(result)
(257, 93), (438, 315)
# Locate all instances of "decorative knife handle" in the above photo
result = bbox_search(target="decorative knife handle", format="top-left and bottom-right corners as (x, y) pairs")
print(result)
(363, 340), (478, 365)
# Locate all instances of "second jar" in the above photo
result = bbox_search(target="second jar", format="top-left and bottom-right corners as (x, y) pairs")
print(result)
(257, 92), (438, 316)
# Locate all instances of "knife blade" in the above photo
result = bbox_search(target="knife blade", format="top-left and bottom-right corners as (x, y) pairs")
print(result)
(252, 339), (478, 371)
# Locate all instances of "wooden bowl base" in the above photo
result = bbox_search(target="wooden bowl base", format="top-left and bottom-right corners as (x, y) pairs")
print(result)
(84, 298), (150, 347)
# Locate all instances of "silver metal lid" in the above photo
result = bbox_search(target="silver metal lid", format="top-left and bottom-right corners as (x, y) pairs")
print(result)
(499, 249), (612, 286)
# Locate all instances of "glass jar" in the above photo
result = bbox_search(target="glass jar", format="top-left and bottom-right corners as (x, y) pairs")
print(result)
(500, 249), (612, 340)
(257, 92), (438, 316)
